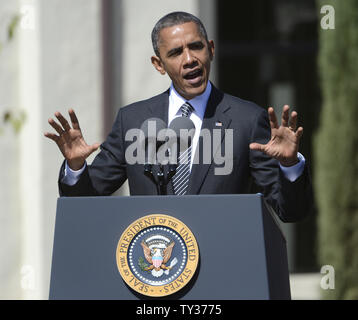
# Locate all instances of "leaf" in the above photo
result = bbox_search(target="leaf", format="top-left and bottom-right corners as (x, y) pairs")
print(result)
(138, 256), (150, 272)
(3, 112), (11, 122)
(1, 110), (27, 134)
(8, 15), (20, 41)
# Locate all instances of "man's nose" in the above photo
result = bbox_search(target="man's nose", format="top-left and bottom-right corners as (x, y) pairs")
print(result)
(183, 49), (197, 68)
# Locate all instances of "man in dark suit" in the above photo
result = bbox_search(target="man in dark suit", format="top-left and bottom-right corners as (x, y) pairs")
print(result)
(45, 12), (312, 222)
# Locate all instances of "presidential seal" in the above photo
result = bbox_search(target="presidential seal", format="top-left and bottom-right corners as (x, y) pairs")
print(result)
(116, 214), (199, 297)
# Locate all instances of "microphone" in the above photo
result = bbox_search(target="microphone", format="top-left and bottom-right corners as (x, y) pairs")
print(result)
(140, 117), (167, 165)
(166, 117), (196, 179)
(168, 116), (195, 157)
(139, 117), (195, 195)
(139, 118), (166, 189)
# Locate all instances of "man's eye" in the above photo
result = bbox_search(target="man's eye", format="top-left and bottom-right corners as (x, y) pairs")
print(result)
(190, 43), (204, 50)
(168, 49), (182, 57)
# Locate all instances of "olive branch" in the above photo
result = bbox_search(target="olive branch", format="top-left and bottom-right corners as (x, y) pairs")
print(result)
(138, 256), (150, 272)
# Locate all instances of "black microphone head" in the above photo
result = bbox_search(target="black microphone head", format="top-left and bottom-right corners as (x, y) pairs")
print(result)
(168, 116), (195, 134)
(168, 116), (196, 152)
(139, 118), (167, 164)
(140, 117), (167, 139)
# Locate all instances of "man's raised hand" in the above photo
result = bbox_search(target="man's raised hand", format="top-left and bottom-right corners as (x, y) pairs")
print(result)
(249, 105), (303, 167)
(44, 109), (100, 170)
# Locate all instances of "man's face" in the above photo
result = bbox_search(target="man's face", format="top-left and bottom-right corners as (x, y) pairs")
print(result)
(152, 22), (214, 100)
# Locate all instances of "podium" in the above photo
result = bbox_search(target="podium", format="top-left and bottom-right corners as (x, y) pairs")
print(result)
(49, 194), (291, 299)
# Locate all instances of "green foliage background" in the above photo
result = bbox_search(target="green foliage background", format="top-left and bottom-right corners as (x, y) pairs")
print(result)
(315, 0), (358, 299)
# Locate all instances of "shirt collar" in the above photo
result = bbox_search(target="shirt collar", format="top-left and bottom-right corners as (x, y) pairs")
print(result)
(169, 81), (212, 120)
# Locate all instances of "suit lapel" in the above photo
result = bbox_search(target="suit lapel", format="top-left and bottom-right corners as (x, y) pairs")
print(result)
(148, 89), (170, 125)
(186, 85), (232, 194)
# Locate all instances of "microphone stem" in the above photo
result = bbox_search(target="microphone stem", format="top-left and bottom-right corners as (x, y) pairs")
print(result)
(157, 165), (167, 195)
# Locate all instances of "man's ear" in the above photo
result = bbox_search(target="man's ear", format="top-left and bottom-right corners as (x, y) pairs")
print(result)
(151, 56), (166, 75)
(208, 40), (215, 61)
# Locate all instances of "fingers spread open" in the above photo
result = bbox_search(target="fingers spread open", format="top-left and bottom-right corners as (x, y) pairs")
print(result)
(296, 127), (304, 139)
(48, 118), (64, 135)
(268, 107), (279, 129)
(281, 105), (290, 127)
(44, 132), (60, 142)
(68, 109), (80, 130)
(55, 112), (71, 131)
(90, 143), (100, 152)
(249, 142), (265, 152)
(289, 111), (298, 131)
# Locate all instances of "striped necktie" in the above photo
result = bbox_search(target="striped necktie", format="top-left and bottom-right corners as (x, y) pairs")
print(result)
(172, 102), (194, 195)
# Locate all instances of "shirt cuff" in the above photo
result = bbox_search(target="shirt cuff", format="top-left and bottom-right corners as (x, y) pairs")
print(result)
(279, 152), (305, 182)
(61, 161), (87, 186)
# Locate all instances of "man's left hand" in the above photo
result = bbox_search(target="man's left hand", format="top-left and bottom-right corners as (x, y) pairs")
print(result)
(249, 105), (303, 167)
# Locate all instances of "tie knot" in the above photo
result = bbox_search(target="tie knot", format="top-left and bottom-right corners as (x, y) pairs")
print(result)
(180, 102), (194, 117)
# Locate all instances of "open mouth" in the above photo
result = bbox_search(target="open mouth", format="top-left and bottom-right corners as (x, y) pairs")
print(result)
(183, 68), (203, 82)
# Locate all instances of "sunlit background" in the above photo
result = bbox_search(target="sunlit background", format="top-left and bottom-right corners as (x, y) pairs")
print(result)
(1, 0), (356, 300)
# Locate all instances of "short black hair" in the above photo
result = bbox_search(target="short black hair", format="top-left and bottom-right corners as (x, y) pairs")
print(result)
(151, 11), (209, 57)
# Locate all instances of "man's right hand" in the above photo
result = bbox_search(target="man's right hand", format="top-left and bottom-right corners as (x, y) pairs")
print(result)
(44, 109), (100, 170)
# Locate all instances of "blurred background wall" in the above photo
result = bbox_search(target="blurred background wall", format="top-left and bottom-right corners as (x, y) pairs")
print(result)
(0, 0), (352, 300)
(0, 0), (22, 300)
(0, 0), (217, 300)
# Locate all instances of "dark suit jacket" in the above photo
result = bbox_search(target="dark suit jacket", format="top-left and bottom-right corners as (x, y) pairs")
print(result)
(59, 84), (313, 222)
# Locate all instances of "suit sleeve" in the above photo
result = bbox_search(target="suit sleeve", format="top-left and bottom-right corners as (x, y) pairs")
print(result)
(249, 108), (313, 222)
(58, 108), (128, 196)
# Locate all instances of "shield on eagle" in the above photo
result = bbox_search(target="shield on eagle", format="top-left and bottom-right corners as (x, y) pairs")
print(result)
(152, 251), (163, 268)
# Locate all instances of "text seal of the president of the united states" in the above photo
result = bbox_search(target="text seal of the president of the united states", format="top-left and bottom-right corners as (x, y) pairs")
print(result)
(116, 214), (199, 297)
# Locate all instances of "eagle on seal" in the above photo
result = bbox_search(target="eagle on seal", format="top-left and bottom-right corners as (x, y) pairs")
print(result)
(140, 240), (175, 272)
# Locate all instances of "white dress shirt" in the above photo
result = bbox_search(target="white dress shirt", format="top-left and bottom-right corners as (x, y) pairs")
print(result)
(168, 81), (211, 169)
(63, 82), (305, 185)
